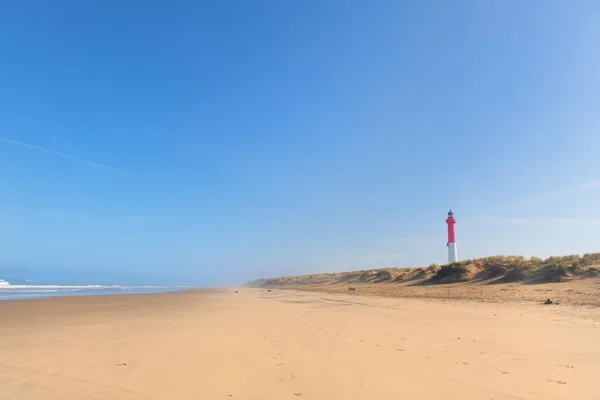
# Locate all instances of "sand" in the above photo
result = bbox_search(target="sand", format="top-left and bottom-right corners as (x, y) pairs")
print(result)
(1, 288), (599, 399)
(272, 277), (600, 307)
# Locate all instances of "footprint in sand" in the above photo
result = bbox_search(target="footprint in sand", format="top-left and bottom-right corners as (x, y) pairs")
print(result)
(394, 348), (404, 352)
(547, 380), (567, 385)
(557, 364), (574, 369)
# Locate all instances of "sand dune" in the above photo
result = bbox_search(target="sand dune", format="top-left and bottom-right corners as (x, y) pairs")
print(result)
(261, 254), (600, 286)
(258, 254), (600, 307)
(1, 288), (599, 399)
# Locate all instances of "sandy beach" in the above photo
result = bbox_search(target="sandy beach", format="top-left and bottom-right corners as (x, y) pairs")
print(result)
(1, 288), (599, 399)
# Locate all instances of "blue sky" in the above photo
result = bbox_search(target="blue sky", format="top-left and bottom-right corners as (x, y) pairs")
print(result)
(1, 1), (599, 285)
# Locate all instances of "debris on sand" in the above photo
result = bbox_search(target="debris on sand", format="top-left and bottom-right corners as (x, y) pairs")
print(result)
(348, 287), (357, 291)
(544, 298), (553, 305)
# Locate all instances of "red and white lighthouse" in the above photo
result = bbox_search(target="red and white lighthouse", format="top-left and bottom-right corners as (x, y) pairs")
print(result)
(446, 209), (458, 263)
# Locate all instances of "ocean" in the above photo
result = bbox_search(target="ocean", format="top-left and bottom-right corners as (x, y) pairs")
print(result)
(0, 279), (187, 301)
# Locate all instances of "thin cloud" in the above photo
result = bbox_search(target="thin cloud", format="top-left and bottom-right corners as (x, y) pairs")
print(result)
(482, 217), (600, 227)
(0, 136), (118, 172)
(508, 180), (600, 209)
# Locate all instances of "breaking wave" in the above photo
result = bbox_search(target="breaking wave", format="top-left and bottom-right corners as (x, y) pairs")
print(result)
(0, 279), (187, 300)
(0, 280), (169, 290)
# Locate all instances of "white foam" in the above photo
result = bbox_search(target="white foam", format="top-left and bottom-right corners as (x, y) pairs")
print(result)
(0, 279), (192, 298)
(0, 280), (178, 291)
(1, 284), (108, 290)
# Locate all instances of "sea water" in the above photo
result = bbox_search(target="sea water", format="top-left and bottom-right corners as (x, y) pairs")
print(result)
(0, 279), (186, 301)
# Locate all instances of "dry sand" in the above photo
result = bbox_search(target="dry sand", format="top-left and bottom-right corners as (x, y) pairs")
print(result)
(275, 278), (600, 307)
(1, 288), (599, 399)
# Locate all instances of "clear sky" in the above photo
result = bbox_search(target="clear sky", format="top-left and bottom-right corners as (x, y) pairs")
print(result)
(1, 1), (599, 285)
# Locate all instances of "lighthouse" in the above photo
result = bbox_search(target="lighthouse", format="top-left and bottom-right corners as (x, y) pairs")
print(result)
(446, 209), (458, 263)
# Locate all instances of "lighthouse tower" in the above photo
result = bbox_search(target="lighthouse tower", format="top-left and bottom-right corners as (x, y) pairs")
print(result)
(446, 209), (458, 263)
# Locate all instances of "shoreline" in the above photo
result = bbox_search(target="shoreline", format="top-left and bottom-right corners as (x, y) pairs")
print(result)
(0, 285), (193, 302)
(3, 276), (599, 307)
(0, 287), (223, 313)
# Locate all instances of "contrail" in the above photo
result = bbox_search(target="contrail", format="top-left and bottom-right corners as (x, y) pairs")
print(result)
(0, 136), (118, 172)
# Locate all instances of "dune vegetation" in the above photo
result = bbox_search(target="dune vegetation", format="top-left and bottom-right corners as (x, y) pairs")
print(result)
(258, 253), (600, 287)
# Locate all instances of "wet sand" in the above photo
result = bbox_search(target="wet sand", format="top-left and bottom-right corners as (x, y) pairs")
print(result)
(1, 288), (599, 399)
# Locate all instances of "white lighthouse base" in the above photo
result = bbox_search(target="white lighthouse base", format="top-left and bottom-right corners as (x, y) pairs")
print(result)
(448, 242), (458, 263)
